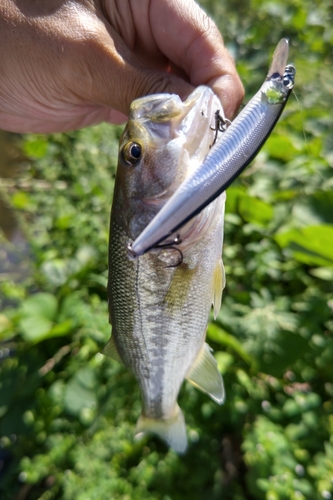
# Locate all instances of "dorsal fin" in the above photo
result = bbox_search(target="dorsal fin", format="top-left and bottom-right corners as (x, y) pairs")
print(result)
(186, 342), (225, 404)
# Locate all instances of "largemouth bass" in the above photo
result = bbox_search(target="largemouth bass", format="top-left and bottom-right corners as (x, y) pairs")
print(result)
(106, 86), (226, 453)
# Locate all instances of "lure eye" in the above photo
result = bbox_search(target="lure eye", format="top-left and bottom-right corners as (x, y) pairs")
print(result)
(283, 75), (293, 87)
(122, 142), (142, 166)
(283, 64), (296, 89)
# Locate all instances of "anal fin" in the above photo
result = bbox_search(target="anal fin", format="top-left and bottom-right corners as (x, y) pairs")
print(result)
(103, 335), (123, 364)
(186, 343), (225, 404)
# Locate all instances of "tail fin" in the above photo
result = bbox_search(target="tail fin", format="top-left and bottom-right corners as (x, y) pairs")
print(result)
(135, 404), (187, 454)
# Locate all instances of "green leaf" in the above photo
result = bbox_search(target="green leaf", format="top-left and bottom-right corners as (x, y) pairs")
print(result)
(64, 368), (97, 416)
(23, 136), (48, 158)
(225, 186), (246, 213)
(0, 314), (12, 340)
(275, 224), (333, 267)
(48, 319), (73, 338)
(264, 135), (300, 161)
(19, 316), (54, 342)
(207, 323), (257, 370)
(238, 195), (273, 225)
(21, 293), (58, 321)
(309, 267), (333, 280)
(214, 352), (234, 375)
(18, 293), (70, 343)
(292, 191), (333, 227)
(11, 192), (32, 210)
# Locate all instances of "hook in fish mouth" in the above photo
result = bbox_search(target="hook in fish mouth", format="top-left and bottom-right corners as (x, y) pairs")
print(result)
(128, 236), (183, 267)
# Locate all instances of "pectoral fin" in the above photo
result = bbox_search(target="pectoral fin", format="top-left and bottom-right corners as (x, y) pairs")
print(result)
(212, 258), (225, 320)
(186, 343), (225, 404)
(103, 335), (123, 364)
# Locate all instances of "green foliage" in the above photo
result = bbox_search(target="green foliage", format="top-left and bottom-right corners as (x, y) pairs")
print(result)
(0, 0), (332, 498)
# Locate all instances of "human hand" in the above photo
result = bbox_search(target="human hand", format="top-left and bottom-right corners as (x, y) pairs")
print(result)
(0, 0), (244, 133)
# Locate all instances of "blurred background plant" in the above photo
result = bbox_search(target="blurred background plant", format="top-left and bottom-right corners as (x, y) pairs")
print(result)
(0, 0), (332, 498)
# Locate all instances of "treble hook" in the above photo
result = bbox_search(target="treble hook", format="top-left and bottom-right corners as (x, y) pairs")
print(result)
(210, 110), (232, 146)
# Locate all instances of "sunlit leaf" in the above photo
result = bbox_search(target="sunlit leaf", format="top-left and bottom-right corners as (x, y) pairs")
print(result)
(264, 135), (300, 162)
(19, 316), (53, 342)
(207, 323), (257, 370)
(275, 224), (333, 266)
(11, 192), (31, 210)
(238, 195), (273, 225)
(309, 267), (333, 280)
(23, 136), (48, 158)
(0, 314), (11, 335)
(41, 260), (68, 286)
(64, 368), (97, 416)
(292, 192), (333, 227)
(21, 293), (58, 321)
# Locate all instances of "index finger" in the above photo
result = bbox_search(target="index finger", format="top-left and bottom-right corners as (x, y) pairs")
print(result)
(150, 0), (244, 118)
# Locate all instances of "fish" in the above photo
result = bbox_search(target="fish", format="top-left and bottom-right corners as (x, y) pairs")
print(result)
(128, 38), (296, 258)
(106, 85), (227, 453)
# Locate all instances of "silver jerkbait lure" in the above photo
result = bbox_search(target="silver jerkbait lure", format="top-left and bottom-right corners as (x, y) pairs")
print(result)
(128, 38), (296, 258)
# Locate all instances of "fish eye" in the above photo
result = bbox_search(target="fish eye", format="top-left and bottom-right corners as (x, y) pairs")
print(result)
(122, 142), (142, 166)
(129, 143), (142, 159)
